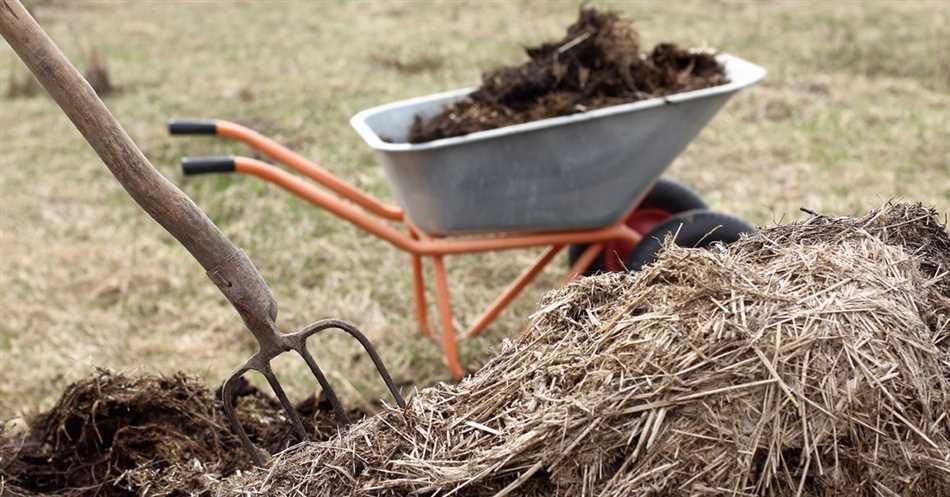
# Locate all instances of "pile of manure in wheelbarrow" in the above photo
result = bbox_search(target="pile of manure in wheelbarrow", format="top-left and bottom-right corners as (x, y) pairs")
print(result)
(218, 202), (950, 497)
(408, 8), (728, 143)
(0, 371), (352, 497)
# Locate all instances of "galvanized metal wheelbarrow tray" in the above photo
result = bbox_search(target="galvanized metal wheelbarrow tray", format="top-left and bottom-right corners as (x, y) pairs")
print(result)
(352, 54), (765, 235)
(172, 53), (765, 379)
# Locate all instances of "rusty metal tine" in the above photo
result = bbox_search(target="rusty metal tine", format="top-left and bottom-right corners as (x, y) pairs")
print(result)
(296, 319), (406, 409)
(261, 367), (309, 442)
(221, 369), (265, 467)
(296, 347), (350, 425)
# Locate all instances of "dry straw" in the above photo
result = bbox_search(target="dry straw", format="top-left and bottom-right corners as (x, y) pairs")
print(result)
(222, 202), (950, 497)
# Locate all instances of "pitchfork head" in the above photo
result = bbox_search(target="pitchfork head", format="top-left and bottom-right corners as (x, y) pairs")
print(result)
(221, 318), (406, 466)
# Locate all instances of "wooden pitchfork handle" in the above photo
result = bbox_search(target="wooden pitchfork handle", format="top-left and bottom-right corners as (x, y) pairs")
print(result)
(0, 0), (279, 335)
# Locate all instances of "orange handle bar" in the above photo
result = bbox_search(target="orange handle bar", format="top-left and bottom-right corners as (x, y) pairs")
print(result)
(168, 118), (404, 221)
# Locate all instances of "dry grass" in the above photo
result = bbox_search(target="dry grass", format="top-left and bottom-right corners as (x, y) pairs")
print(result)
(369, 54), (444, 75)
(1, 1), (949, 424)
(221, 203), (950, 496)
(4, 66), (39, 99)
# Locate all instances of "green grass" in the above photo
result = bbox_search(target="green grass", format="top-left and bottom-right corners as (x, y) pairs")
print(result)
(1, 1), (949, 418)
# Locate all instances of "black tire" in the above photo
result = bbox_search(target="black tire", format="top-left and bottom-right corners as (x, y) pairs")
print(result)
(625, 209), (755, 272)
(568, 178), (707, 275)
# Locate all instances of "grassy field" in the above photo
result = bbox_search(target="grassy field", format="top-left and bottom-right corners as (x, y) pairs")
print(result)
(1, 1), (948, 420)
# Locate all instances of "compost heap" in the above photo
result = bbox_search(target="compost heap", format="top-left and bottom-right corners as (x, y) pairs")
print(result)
(408, 8), (728, 143)
(0, 371), (349, 497)
(222, 202), (950, 497)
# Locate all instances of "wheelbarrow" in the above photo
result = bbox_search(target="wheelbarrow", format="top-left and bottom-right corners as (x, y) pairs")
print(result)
(170, 54), (765, 379)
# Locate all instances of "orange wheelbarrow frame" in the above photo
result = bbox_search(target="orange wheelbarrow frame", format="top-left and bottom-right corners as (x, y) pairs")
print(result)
(172, 119), (646, 379)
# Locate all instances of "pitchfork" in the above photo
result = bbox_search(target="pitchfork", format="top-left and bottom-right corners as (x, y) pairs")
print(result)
(0, 0), (405, 466)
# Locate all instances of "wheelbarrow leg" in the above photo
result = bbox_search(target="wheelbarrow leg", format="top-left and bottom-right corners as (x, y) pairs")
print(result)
(431, 255), (464, 379)
(410, 253), (432, 337)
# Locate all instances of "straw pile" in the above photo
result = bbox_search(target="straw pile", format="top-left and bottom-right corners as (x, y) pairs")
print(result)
(222, 202), (950, 497)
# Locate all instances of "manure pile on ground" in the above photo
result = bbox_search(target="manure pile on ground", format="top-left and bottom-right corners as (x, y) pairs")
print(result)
(0, 372), (347, 497)
(408, 8), (727, 143)
(223, 203), (950, 497)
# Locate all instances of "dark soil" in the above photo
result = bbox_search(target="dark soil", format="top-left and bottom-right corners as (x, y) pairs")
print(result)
(408, 8), (728, 143)
(0, 371), (355, 497)
(83, 51), (115, 98)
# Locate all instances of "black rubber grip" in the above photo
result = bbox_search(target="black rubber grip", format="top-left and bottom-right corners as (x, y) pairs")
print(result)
(168, 119), (217, 135)
(182, 156), (235, 175)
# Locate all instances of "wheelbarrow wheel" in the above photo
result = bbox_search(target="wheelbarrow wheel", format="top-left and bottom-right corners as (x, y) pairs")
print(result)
(625, 209), (756, 272)
(567, 178), (706, 275)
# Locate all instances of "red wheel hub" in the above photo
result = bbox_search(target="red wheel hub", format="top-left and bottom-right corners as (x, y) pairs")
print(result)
(602, 208), (671, 272)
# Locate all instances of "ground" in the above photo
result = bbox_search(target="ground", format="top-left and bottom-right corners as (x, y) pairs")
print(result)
(1, 1), (948, 420)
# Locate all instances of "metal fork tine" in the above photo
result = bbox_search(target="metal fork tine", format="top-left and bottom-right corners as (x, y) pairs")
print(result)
(261, 366), (309, 442)
(216, 318), (401, 465)
(330, 321), (406, 409)
(297, 346), (350, 424)
(296, 319), (406, 409)
(221, 369), (266, 467)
